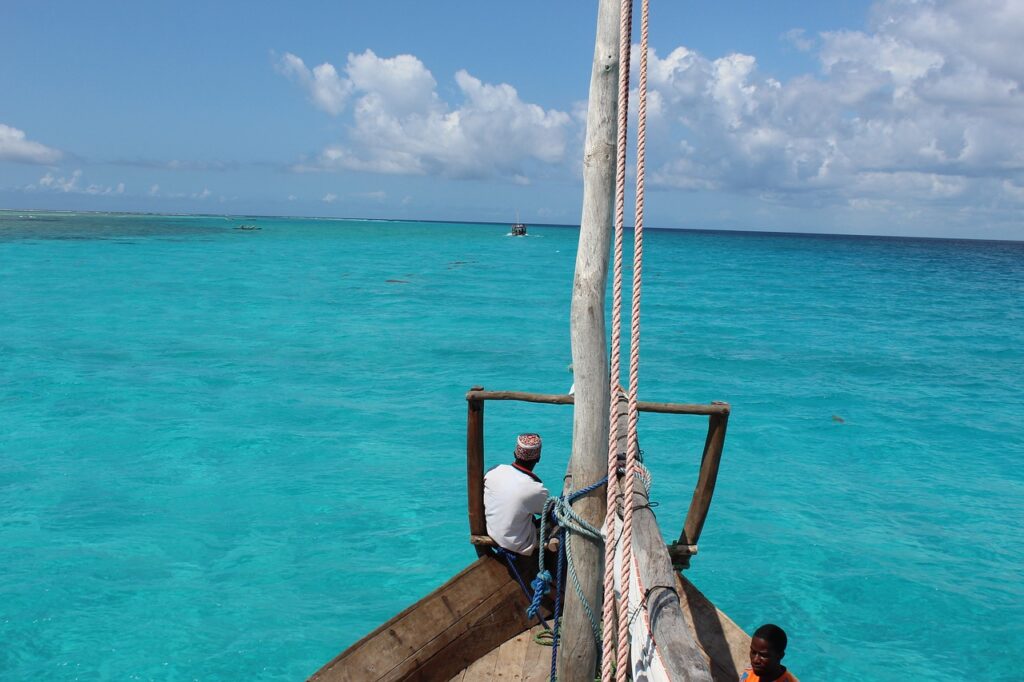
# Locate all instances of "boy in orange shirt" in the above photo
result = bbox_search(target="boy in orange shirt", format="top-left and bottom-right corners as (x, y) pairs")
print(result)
(739, 623), (798, 682)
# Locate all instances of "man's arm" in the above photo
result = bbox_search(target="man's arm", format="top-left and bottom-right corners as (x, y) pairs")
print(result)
(526, 484), (550, 515)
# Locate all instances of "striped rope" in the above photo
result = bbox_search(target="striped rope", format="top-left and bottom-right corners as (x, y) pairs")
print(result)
(616, 0), (650, 679)
(600, 0), (652, 679)
(601, 0), (634, 679)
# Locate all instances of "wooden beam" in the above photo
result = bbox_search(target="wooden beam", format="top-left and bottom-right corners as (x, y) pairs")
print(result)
(464, 389), (730, 416)
(466, 386), (487, 555)
(466, 390), (576, 406)
(677, 407), (730, 565)
(613, 395), (714, 681)
(561, 0), (621, 677)
(469, 535), (497, 547)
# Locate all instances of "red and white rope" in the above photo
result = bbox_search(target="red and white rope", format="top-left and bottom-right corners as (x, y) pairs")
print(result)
(601, 0), (651, 679)
(600, 0), (632, 677)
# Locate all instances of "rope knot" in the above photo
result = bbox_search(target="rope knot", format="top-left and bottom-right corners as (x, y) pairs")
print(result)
(526, 569), (553, 620)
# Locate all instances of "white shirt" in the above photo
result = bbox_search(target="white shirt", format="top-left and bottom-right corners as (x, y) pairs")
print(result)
(483, 463), (550, 555)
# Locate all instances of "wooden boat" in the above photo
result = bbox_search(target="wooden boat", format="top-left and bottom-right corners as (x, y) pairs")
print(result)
(313, 1), (752, 678)
(310, 390), (751, 681)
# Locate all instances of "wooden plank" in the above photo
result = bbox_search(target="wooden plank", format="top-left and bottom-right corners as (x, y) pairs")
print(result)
(310, 557), (518, 682)
(461, 649), (499, 681)
(675, 574), (751, 682)
(408, 581), (529, 681)
(464, 389), (730, 416)
(493, 632), (528, 681)
(521, 628), (552, 682)
(467, 387), (487, 545)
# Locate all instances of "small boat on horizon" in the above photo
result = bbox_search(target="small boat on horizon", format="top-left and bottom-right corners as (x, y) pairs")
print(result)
(511, 211), (527, 236)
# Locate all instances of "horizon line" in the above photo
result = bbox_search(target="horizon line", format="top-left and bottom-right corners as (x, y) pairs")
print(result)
(1, 206), (1021, 245)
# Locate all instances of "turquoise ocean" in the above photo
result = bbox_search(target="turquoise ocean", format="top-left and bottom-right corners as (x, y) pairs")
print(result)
(1, 211), (1021, 680)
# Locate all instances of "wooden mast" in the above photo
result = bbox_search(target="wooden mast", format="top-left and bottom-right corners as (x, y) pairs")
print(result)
(561, 0), (621, 679)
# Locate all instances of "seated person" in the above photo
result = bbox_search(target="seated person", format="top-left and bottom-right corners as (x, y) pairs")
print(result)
(741, 623), (797, 682)
(483, 433), (549, 555)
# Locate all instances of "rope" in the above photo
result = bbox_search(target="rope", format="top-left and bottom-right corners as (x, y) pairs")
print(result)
(535, 478), (607, 681)
(600, 0), (651, 679)
(495, 547), (552, 632)
(601, 0), (633, 677)
(550, 526), (566, 682)
(616, 2), (650, 679)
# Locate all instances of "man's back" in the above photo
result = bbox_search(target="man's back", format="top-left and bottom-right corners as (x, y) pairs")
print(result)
(483, 463), (549, 555)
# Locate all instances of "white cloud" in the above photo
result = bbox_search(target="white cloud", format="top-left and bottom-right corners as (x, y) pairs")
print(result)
(0, 124), (62, 164)
(84, 181), (125, 196)
(639, 0), (1024, 219)
(29, 169), (124, 196)
(282, 50), (572, 182)
(322, 192), (337, 203)
(277, 52), (352, 115)
(783, 29), (815, 52)
(149, 184), (160, 196)
(1002, 180), (1024, 202)
(37, 169), (82, 192)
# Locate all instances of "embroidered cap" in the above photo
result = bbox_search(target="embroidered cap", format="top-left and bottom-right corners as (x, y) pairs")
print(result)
(514, 433), (542, 461)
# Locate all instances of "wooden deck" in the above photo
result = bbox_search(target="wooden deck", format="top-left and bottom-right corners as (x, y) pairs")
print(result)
(451, 626), (552, 682)
(448, 573), (750, 682)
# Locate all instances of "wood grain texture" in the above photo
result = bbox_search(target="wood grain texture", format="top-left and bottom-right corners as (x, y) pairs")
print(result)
(309, 557), (532, 682)
(562, 6), (622, 677)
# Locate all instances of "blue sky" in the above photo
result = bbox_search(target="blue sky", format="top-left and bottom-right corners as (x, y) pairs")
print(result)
(2, 0), (1022, 240)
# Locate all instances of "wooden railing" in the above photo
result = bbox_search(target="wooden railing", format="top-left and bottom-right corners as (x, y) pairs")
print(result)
(465, 386), (730, 567)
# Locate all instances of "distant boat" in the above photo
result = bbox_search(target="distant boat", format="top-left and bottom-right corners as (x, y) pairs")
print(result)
(510, 211), (527, 236)
(235, 224), (261, 231)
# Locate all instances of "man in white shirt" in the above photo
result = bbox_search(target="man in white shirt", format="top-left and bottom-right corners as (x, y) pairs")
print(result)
(483, 433), (550, 555)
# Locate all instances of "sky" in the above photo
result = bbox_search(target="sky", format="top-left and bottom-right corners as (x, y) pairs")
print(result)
(1, 0), (1022, 240)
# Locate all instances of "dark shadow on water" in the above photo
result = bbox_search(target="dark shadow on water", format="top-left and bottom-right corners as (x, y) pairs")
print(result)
(0, 212), (229, 242)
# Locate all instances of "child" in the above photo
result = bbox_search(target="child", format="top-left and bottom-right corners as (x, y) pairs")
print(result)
(739, 624), (797, 682)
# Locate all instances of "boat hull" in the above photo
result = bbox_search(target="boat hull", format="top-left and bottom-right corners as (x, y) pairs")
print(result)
(309, 556), (545, 681)
(310, 555), (749, 681)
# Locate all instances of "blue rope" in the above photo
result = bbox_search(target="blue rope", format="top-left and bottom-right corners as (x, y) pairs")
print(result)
(495, 548), (552, 632)
(569, 476), (608, 501)
(550, 525), (566, 682)
(544, 475), (607, 681)
(527, 569), (553, 620)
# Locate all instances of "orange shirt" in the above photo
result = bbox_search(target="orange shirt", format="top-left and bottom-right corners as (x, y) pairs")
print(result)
(739, 668), (798, 682)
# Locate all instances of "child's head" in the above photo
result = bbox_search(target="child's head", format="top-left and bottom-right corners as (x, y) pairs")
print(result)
(749, 623), (787, 677)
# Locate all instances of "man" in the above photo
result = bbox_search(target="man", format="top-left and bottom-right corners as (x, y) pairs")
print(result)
(740, 623), (798, 682)
(483, 433), (549, 555)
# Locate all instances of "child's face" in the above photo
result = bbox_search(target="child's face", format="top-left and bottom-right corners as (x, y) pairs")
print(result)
(749, 636), (783, 677)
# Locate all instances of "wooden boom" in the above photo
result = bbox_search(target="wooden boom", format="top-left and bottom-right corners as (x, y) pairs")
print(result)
(464, 388), (730, 566)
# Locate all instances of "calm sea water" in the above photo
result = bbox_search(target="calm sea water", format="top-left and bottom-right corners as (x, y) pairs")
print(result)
(1, 211), (1021, 680)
